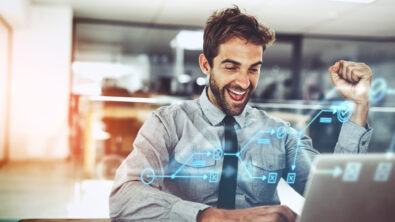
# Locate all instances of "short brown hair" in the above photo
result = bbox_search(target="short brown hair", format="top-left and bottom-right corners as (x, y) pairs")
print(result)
(203, 6), (275, 67)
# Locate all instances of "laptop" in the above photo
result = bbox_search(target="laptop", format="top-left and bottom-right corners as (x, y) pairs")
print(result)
(297, 153), (395, 222)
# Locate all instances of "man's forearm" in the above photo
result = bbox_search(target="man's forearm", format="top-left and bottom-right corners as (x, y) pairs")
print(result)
(110, 182), (209, 221)
(349, 102), (369, 128)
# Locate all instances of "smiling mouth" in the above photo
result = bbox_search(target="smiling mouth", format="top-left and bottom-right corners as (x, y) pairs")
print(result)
(227, 88), (247, 102)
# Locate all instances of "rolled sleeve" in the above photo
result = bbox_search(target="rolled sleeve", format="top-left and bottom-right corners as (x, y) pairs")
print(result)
(171, 200), (210, 222)
(335, 121), (373, 153)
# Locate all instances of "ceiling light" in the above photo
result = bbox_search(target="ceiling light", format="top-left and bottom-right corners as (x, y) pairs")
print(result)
(170, 30), (203, 50)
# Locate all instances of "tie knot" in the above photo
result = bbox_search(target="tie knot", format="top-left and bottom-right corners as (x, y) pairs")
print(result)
(224, 115), (236, 126)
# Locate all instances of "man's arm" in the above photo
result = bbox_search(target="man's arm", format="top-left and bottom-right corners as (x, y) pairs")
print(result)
(109, 113), (209, 221)
(329, 60), (373, 153)
(283, 60), (374, 195)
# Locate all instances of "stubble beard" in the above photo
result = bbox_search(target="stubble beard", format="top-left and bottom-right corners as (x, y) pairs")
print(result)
(208, 70), (253, 116)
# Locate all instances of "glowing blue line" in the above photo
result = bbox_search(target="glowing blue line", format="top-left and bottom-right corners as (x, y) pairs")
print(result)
(292, 109), (335, 170)
(224, 153), (238, 156)
(172, 152), (212, 176)
(238, 158), (253, 178)
(239, 130), (263, 154)
(291, 138), (301, 170)
(152, 175), (207, 179)
(172, 154), (196, 176)
(148, 175), (171, 178)
(300, 110), (334, 133)
(172, 175), (207, 179)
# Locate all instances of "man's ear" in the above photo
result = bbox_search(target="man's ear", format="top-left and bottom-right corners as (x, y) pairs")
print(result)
(199, 53), (211, 76)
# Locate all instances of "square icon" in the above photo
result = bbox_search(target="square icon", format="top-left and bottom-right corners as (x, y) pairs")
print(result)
(374, 162), (392, 182)
(268, 172), (278, 184)
(286, 172), (296, 184)
(209, 172), (219, 183)
(342, 162), (362, 182)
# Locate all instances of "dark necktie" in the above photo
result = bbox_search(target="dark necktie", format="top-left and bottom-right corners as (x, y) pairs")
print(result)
(217, 115), (238, 209)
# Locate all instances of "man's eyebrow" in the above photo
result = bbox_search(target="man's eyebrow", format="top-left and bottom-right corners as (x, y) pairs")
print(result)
(250, 61), (263, 67)
(221, 59), (241, 66)
(221, 59), (263, 68)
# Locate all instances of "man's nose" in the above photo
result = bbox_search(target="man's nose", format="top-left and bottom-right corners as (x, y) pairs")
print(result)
(235, 71), (250, 89)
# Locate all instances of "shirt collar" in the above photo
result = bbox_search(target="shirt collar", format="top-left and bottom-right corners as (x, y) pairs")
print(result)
(199, 87), (249, 128)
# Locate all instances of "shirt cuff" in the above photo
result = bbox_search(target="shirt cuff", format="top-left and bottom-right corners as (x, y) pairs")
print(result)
(170, 199), (210, 222)
(336, 121), (373, 153)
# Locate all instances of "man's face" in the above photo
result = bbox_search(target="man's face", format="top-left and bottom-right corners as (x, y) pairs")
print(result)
(205, 37), (263, 116)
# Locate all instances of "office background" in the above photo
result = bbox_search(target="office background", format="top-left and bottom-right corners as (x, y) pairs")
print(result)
(0, 0), (394, 219)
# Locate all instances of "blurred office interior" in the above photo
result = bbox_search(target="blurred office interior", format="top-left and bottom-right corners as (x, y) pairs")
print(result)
(0, 0), (395, 219)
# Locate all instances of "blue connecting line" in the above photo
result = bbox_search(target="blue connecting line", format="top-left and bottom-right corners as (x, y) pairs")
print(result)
(299, 109), (337, 133)
(142, 78), (392, 185)
(172, 152), (210, 177)
(291, 109), (338, 171)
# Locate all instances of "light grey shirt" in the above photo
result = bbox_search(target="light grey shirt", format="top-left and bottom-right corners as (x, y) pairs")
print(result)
(109, 88), (373, 221)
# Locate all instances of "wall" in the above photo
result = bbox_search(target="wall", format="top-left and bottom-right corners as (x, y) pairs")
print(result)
(8, 5), (73, 160)
(0, 18), (10, 161)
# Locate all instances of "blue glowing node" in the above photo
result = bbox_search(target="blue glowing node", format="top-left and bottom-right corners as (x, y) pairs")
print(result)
(337, 102), (353, 123)
(209, 172), (219, 183)
(213, 148), (223, 160)
(373, 162), (392, 182)
(140, 168), (155, 185)
(286, 172), (296, 184)
(342, 162), (362, 182)
(370, 78), (387, 104)
(276, 126), (286, 139)
(268, 172), (278, 184)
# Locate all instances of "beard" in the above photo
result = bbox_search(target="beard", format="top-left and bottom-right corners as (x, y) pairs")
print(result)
(209, 70), (253, 116)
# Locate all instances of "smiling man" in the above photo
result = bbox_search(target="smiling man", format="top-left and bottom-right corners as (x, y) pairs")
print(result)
(110, 6), (373, 222)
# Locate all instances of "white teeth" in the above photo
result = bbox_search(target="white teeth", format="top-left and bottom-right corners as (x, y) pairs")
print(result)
(228, 89), (246, 95)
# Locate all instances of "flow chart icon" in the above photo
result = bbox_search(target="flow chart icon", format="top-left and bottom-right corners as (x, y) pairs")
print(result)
(268, 172), (278, 184)
(209, 172), (219, 183)
(286, 172), (296, 184)
(342, 162), (362, 182)
(373, 162), (392, 182)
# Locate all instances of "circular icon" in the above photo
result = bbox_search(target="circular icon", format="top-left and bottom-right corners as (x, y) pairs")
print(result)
(370, 78), (387, 104)
(140, 168), (155, 185)
(213, 148), (223, 160)
(276, 126), (287, 139)
(337, 102), (353, 123)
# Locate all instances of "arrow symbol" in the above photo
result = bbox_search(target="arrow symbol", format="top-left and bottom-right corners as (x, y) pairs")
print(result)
(313, 166), (342, 178)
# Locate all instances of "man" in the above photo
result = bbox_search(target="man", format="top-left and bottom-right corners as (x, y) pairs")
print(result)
(110, 6), (373, 222)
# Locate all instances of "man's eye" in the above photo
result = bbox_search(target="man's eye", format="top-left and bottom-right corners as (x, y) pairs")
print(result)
(226, 67), (237, 71)
(249, 69), (258, 73)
